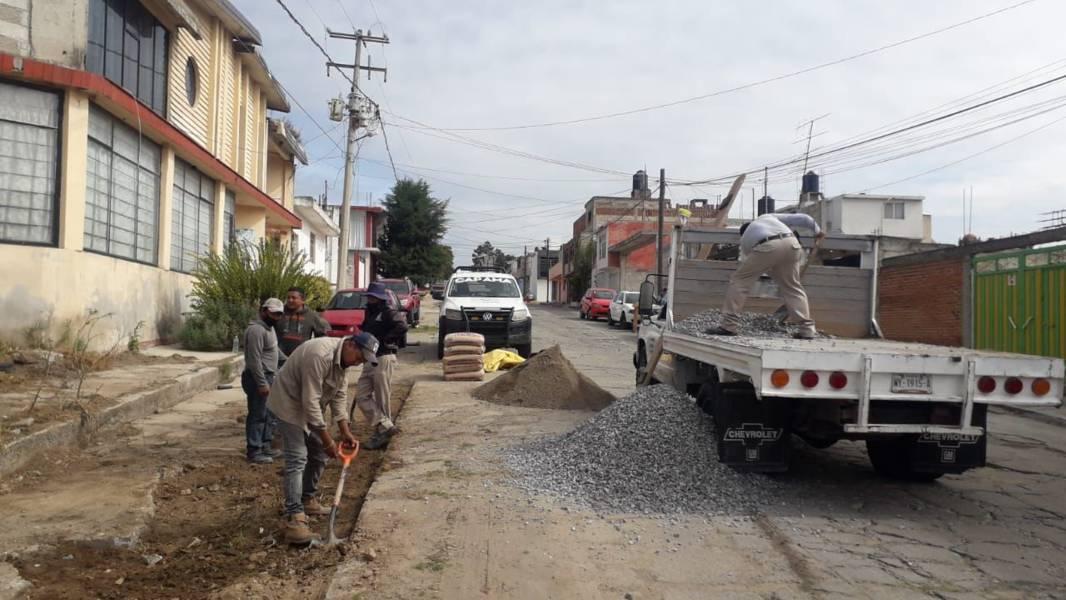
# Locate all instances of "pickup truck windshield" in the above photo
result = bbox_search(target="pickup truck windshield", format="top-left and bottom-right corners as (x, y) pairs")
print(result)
(623, 292), (639, 304)
(450, 279), (521, 298)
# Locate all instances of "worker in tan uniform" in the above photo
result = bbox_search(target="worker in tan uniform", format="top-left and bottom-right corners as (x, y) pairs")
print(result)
(267, 332), (380, 545)
(705, 213), (825, 339)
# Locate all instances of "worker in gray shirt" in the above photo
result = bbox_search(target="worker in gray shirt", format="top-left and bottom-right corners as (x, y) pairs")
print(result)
(706, 213), (825, 339)
(242, 297), (285, 464)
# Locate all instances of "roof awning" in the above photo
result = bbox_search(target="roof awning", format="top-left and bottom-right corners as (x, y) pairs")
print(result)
(269, 118), (308, 165)
(294, 199), (340, 235)
(237, 47), (289, 111)
(610, 232), (657, 254)
(143, 0), (206, 39)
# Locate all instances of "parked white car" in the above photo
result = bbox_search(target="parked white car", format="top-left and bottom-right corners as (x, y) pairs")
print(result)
(607, 291), (640, 327)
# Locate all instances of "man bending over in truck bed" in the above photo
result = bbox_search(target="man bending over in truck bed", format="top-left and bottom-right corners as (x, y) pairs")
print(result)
(705, 213), (825, 340)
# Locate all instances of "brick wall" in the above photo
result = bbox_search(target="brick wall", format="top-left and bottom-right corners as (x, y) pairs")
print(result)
(878, 258), (964, 346)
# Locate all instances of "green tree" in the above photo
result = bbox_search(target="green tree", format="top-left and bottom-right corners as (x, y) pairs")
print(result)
(566, 240), (595, 301)
(377, 179), (451, 285)
(472, 241), (515, 270)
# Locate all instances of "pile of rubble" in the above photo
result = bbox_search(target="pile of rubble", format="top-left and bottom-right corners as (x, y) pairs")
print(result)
(474, 346), (613, 411)
(503, 385), (780, 514)
(674, 308), (827, 339)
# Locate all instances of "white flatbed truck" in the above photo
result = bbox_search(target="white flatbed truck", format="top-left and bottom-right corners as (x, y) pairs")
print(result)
(635, 226), (1064, 479)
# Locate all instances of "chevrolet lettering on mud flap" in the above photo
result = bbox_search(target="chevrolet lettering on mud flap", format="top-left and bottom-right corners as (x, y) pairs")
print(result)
(723, 423), (784, 462)
(918, 431), (982, 464)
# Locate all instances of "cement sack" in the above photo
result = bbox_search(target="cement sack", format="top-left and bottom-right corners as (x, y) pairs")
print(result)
(443, 344), (485, 356)
(444, 368), (485, 382)
(444, 332), (485, 348)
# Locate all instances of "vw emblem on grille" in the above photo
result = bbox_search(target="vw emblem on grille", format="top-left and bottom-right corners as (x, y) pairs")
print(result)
(482, 312), (493, 321)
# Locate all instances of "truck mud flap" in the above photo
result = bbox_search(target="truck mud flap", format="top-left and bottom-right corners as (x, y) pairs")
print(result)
(715, 383), (791, 472)
(912, 405), (988, 473)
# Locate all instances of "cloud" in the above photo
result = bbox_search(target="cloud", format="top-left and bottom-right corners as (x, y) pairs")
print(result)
(236, 0), (1066, 251)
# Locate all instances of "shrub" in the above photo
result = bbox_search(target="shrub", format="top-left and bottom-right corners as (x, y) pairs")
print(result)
(179, 240), (329, 350)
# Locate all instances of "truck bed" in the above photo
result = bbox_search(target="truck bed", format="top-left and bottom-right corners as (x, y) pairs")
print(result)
(662, 330), (1064, 408)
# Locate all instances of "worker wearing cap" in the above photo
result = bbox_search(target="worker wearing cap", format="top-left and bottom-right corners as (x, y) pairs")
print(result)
(242, 298), (285, 464)
(267, 332), (380, 545)
(706, 213), (825, 340)
(353, 281), (408, 450)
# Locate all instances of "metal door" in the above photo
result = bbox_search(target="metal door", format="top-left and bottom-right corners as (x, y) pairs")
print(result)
(973, 247), (1066, 358)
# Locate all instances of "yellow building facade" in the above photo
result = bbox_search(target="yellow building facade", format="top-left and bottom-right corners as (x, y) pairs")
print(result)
(0, 0), (303, 348)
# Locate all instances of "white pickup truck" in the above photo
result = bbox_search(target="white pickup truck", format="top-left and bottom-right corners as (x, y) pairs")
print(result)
(635, 225), (1064, 480)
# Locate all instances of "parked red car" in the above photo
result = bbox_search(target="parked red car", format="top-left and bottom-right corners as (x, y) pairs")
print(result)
(322, 288), (404, 337)
(580, 288), (617, 321)
(379, 277), (421, 325)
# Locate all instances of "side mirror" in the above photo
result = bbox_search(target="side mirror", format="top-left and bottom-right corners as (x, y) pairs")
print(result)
(638, 281), (656, 316)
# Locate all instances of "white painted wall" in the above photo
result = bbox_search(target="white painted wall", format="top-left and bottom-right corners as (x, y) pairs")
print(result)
(839, 198), (923, 239)
(293, 228), (335, 280)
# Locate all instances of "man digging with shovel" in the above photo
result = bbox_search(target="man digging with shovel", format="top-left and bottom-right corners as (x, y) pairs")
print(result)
(705, 213), (825, 340)
(267, 332), (380, 545)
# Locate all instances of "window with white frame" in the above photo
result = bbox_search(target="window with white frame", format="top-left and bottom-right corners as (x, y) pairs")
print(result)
(170, 159), (215, 272)
(0, 82), (60, 245)
(883, 201), (905, 220)
(309, 231), (316, 262)
(84, 104), (160, 263)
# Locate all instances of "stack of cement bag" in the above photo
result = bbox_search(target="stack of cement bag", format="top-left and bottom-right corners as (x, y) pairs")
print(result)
(442, 332), (486, 381)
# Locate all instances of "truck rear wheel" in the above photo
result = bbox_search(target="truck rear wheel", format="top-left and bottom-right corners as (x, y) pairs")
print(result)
(695, 369), (720, 416)
(866, 438), (944, 482)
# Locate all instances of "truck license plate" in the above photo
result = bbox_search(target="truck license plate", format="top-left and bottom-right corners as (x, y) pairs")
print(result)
(891, 373), (931, 394)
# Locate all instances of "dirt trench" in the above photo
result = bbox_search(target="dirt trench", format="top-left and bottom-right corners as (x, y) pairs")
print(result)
(6, 344), (433, 600)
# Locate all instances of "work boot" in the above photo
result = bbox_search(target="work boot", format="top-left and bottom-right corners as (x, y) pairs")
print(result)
(364, 426), (399, 450)
(302, 496), (331, 516)
(703, 326), (737, 336)
(247, 453), (273, 465)
(281, 513), (315, 545)
(792, 329), (817, 340)
(266, 447), (283, 458)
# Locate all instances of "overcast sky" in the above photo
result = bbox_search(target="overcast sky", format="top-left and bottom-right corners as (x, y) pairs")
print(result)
(234, 0), (1066, 257)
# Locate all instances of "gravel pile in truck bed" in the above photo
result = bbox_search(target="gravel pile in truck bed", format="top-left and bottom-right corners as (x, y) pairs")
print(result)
(503, 385), (781, 515)
(674, 308), (827, 339)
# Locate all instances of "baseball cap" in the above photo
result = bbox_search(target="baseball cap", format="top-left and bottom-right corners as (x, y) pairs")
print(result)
(349, 331), (380, 366)
(262, 297), (284, 314)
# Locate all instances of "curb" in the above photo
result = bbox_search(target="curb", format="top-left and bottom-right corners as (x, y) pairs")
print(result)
(990, 404), (1066, 428)
(0, 356), (244, 479)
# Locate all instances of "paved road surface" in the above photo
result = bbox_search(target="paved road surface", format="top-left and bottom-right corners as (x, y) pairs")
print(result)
(336, 303), (1066, 599)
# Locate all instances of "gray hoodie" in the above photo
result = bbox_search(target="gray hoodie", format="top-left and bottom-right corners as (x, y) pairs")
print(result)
(243, 318), (279, 387)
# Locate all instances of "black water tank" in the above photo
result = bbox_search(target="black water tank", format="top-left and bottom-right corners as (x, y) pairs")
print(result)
(632, 170), (647, 193)
(757, 195), (775, 215)
(801, 171), (819, 195)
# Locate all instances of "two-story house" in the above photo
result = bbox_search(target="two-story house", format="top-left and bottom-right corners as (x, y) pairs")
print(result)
(0, 0), (304, 348)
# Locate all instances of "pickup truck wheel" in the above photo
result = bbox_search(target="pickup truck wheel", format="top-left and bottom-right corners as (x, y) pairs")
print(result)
(695, 379), (718, 416)
(866, 438), (944, 482)
(579, 310), (586, 320)
(619, 312), (628, 327)
(634, 344), (653, 385)
(437, 327), (445, 360)
(607, 314), (615, 326)
(516, 343), (532, 359)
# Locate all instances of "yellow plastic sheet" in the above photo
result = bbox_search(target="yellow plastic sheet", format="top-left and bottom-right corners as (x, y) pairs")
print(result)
(483, 349), (525, 373)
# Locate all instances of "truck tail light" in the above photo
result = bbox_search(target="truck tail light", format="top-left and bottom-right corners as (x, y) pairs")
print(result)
(800, 370), (819, 388)
(977, 376), (996, 394)
(1004, 377), (1024, 395)
(827, 372), (847, 389)
(770, 370), (790, 388)
(1032, 378), (1051, 397)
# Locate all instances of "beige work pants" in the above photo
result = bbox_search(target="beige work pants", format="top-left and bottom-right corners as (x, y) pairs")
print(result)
(722, 237), (816, 334)
(352, 354), (397, 430)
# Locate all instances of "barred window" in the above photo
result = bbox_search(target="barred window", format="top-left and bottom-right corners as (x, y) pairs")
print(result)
(0, 82), (60, 245)
(84, 104), (160, 263)
(170, 159), (215, 273)
(86, 0), (168, 115)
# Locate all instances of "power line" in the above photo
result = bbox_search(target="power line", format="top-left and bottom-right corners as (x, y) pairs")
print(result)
(403, 0), (1039, 131)
(273, 0), (356, 87)
(358, 157), (624, 182)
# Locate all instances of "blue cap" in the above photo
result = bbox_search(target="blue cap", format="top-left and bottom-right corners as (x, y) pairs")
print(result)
(366, 282), (390, 301)
(349, 331), (380, 366)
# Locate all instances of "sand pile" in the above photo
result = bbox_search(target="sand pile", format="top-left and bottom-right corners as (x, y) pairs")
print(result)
(473, 345), (614, 411)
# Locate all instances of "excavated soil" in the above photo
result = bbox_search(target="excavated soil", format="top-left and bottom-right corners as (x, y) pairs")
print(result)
(473, 345), (614, 411)
(8, 379), (417, 600)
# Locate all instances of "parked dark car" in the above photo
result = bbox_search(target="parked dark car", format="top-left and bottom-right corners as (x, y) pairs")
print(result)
(430, 281), (446, 300)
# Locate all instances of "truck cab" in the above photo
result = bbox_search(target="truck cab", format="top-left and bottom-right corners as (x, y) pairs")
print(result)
(438, 266), (533, 359)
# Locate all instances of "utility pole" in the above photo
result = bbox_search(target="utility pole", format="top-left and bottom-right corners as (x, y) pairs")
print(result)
(656, 168), (665, 277)
(545, 237), (551, 303)
(327, 28), (389, 289)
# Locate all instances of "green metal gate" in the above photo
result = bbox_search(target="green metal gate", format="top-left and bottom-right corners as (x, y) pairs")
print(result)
(973, 246), (1066, 359)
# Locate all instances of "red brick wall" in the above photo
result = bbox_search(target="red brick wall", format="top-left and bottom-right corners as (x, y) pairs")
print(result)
(878, 258), (964, 346)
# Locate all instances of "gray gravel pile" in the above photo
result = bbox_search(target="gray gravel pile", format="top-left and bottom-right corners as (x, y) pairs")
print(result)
(503, 385), (780, 515)
(674, 308), (826, 339)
